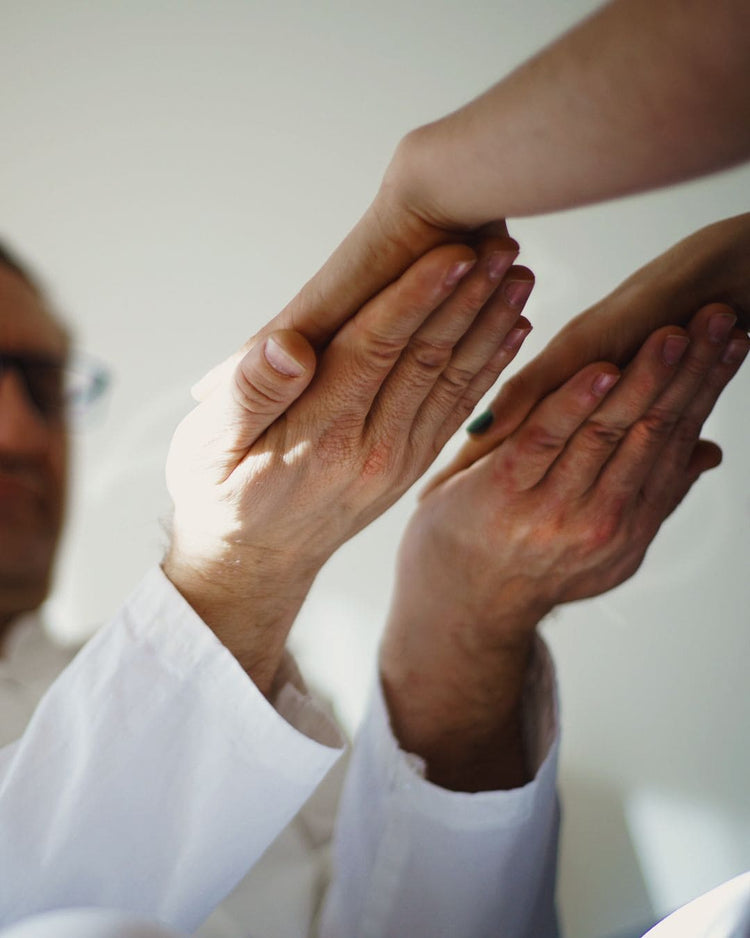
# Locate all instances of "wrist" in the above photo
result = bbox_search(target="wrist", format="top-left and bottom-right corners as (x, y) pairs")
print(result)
(378, 128), (460, 245)
(162, 537), (316, 696)
(380, 609), (538, 791)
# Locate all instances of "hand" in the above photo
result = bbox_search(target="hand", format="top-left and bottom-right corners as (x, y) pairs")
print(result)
(430, 213), (750, 488)
(380, 304), (748, 792)
(163, 238), (535, 694)
(229, 0), (750, 359)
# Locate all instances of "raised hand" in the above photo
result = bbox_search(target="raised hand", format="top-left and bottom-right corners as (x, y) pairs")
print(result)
(256, 2), (749, 357)
(380, 303), (748, 792)
(163, 237), (534, 694)
(430, 213), (750, 489)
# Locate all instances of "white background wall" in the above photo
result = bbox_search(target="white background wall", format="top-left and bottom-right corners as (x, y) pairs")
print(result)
(1, 2), (747, 936)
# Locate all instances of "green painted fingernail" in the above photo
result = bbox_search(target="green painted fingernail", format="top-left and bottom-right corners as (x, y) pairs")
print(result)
(467, 410), (494, 435)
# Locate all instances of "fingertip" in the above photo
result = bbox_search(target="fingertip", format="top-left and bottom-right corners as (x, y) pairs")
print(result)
(506, 264), (534, 282)
(515, 315), (532, 331)
(444, 255), (477, 289)
(721, 333), (750, 366)
(661, 332), (690, 367)
(400, 243), (477, 300)
(466, 409), (494, 435)
(502, 266), (535, 310)
(591, 366), (621, 398)
(689, 439), (723, 479)
(263, 330), (316, 379)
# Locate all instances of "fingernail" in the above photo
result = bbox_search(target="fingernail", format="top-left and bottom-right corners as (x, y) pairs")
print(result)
(722, 338), (749, 365)
(662, 335), (689, 366)
(708, 311), (737, 344)
(503, 279), (533, 309)
(487, 250), (514, 281)
(445, 259), (476, 288)
(467, 410), (494, 435)
(264, 336), (305, 377)
(502, 324), (532, 353)
(592, 372), (620, 397)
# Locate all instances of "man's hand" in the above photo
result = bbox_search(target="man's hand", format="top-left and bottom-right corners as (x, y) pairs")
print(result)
(430, 213), (750, 488)
(380, 304), (748, 793)
(163, 238), (534, 695)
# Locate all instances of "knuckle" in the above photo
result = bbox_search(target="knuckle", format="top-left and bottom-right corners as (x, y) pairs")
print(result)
(582, 504), (626, 554)
(677, 355), (711, 381)
(407, 335), (454, 372)
(434, 397), (477, 445)
(579, 418), (628, 452)
(520, 422), (567, 455)
(632, 407), (676, 445)
(353, 321), (405, 370)
(435, 361), (477, 396)
(361, 438), (397, 481)
(233, 367), (287, 412)
(316, 430), (359, 468)
(455, 391), (483, 421)
(313, 410), (364, 468)
(670, 413), (703, 448)
(453, 277), (489, 312)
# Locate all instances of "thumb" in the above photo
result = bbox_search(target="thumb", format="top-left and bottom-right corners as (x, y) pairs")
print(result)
(166, 330), (316, 515)
(664, 439), (723, 518)
(223, 329), (316, 456)
(170, 330), (316, 491)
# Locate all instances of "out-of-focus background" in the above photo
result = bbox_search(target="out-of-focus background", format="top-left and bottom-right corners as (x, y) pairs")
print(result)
(2, 2), (747, 935)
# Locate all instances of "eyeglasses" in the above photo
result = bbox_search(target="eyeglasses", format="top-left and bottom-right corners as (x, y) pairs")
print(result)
(0, 351), (110, 422)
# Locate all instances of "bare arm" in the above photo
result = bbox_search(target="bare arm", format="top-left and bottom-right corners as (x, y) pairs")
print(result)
(277, 0), (750, 345)
(396, 0), (750, 226)
(382, 303), (748, 791)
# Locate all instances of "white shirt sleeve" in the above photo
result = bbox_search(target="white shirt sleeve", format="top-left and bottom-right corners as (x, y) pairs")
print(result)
(0, 566), (343, 934)
(319, 639), (561, 938)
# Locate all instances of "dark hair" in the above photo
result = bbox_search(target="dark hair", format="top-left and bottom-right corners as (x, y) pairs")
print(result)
(0, 240), (70, 344)
(0, 240), (44, 295)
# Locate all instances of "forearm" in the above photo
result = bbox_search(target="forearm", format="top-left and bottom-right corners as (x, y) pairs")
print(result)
(380, 631), (533, 791)
(379, 566), (547, 792)
(393, 0), (750, 227)
(162, 543), (317, 697)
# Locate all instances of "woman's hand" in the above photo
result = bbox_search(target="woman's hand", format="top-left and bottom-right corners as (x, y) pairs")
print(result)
(258, 1), (750, 357)
(430, 213), (750, 490)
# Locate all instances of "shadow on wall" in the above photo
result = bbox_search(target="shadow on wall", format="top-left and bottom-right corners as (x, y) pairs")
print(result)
(557, 768), (750, 938)
(557, 773), (656, 938)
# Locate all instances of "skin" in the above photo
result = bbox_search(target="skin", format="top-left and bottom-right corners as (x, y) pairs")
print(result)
(381, 303), (749, 792)
(163, 238), (534, 695)
(242, 0), (750, 376)
(431, 213), (750, 487)
(0, 265), (68, 640)
(0, 235), (531, 687)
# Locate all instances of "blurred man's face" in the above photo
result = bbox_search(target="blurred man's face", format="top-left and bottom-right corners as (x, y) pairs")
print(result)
(0, 264), (68, 632)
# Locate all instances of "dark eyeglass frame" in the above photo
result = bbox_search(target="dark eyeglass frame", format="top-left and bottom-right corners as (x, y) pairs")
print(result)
(0, 351), (110, 422)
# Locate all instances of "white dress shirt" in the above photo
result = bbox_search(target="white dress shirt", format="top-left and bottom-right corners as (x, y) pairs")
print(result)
(0, 565), (745, 937)
(0, 566), (558, 937)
